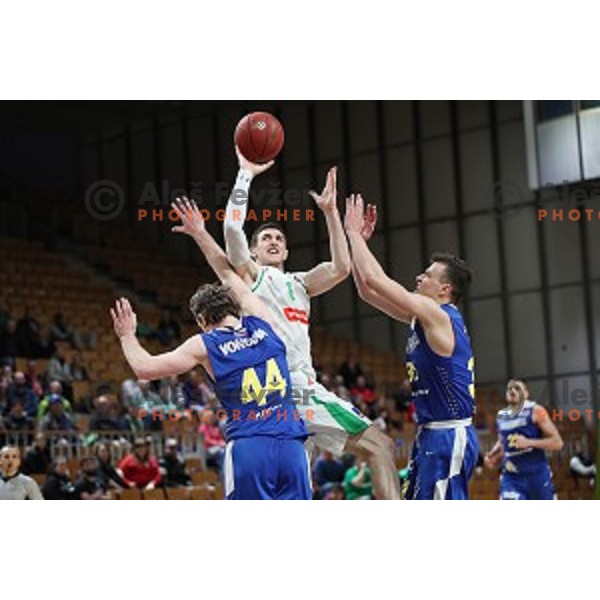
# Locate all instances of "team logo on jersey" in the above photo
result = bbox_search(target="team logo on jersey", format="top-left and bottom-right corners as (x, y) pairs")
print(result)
(283, 307), (309, 324)
(406, 332), (419, 354)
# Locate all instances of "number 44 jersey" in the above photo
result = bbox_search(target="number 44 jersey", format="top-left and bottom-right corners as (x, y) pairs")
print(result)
(201, 315), (309, 441)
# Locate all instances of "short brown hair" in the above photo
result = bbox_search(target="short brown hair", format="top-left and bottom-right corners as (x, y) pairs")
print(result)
(189, 283), (241, 327)
(250, 222), (287, 248)
(430, 252), (473, 303)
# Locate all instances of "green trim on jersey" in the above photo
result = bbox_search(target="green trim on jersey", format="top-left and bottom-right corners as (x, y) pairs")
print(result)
(286, 281), (295, 301)
(310, 396), (370, 435)
(251, 268), (266, 292)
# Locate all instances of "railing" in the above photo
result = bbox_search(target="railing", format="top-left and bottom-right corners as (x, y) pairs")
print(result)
(1, 429), (207, 464)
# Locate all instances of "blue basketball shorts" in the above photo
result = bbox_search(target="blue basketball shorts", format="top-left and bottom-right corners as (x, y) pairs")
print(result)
(500, 464), (556, 500)
(405, 423), (479, 500)
(223, 436), (312, 500)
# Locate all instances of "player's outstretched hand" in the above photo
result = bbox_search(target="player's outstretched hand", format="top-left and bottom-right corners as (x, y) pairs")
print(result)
(236, 145), (274, 177)
(110, 298), (138, 339)
(171, 196), (205, 238)
(309, 166), (337, 214)
(344, 193), (365, 235)
(361, 203), (378, 241)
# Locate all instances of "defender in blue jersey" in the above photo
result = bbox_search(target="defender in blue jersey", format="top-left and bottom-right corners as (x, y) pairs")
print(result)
(344, 195), (479, 499)
(110, 198), (311, 500)
(484, 380), (563, 500)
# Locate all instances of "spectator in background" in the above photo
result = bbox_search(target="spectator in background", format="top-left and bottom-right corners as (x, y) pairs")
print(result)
(323, 484), (345, 500)
(350, 375), (376, 405)
(118, 437), (161, 490)
(183, 369), (214, 408)
(137, 380), (163, 431)
(49, 313), (96, 351)
(159, 374), (186, 410)
(26, 360), (45, 397)
(4, 371), (39, 417)
(48, 312), (75, 348)
(338, 355), (364, 389)
(159, 438), (191, 487)
(343, 458), (373, 500)
(74, 456), (109, 499)
(21, 432), (51, 475)
(118, 404), (145, 435)
(39, 396), (77, 432)
(69, 353), (89, 382)
(2, 401), (35, 445)
(312, 450), (346, 499)
(47, 349), (73, 399)
(89, 395), (121, 432)
(16, 307), (46, 358)
(94, 442), (128, 490)
(121, 378), (142, 408)
(156, 308), (182, 347)
(394, 377), (413, 414)
(0, 319), (20, 364)
(42, 457), (77, 500)
(37, 381), (72, 422)
(199, 414), (226, 471)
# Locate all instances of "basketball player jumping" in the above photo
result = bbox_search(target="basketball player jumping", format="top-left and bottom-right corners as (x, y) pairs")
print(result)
(484, 379), (563, 500)
(181, 148), (399, 500)
(111, 211), (311, 500)
(344, 194), (479, 500)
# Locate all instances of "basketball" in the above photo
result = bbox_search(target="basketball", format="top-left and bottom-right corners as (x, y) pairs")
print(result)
(234, 111), (285, 164)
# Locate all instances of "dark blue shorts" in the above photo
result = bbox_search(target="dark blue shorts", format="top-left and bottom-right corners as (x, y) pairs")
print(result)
(405, 424), (479, 500)
(500, 464), (556, 500)
(224, 436), (312, 500)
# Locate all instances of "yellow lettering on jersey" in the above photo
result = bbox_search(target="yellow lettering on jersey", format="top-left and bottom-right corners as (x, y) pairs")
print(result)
(406, 361), (418, 384)
(241, 359), (287, 406)
(467, 356), (475, 399)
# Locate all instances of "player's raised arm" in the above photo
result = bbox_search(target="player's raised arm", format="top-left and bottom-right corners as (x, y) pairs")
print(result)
(171, 198), (272, 324)
(344, 194), (448, 329)
(303, 167), (351, 297)
(222, 147), (274, 282)
(349, 202), (414, 323)
(110, 298), (207, 381)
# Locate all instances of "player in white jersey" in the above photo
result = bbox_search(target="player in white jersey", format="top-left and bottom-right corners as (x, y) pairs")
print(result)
(0, 445), (43, 500)
(176, 148), (399, 499)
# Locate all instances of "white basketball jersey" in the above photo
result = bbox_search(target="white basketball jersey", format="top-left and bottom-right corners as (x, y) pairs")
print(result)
(251, 266), (315, 378)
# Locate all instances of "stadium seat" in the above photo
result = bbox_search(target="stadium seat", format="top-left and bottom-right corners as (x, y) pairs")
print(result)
(119, 488), (143, 500)
(165, 487), (191, 500)
(143, 488), (166, 500)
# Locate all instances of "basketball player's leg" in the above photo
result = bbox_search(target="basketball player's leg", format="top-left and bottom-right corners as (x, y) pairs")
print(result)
(345, 425), (400, 500)
(291, 372), (399, 499)
(224, 437), (276, 500)
(275, 439), (312, 500)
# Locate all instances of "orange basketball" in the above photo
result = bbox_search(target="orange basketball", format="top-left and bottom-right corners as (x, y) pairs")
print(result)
(234, 112), (285, 164)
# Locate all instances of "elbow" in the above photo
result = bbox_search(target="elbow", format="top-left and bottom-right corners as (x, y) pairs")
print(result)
(554, 437), (564, 452)
(133, 365), (153, 381)
(334, 260), (351, 281)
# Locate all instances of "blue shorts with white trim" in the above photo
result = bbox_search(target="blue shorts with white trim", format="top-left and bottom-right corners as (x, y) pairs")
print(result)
(405, 424), (479, 500)
(500, 464), (555, 500)
(224, 436), (312, 500)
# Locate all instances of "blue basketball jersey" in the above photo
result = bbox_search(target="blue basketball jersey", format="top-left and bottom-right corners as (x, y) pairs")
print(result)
(497, 400), (549, 475)
(201, 315), (308, 441)
(405, 303), (475, 424)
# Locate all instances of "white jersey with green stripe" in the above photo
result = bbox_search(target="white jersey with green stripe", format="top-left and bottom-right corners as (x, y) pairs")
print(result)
(251, 266), (315, 379)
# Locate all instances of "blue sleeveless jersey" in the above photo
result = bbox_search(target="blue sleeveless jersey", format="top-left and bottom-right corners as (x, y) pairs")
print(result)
(497, 400), (548, 474)
(405, 303), (475, 424)
(201, 315), (308, 441)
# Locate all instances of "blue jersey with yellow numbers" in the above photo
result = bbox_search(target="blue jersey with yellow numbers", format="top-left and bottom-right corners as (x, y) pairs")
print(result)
(497, 400), (548, 474)
(405, 303), (475, 424)
(201, 315), (308, 441)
